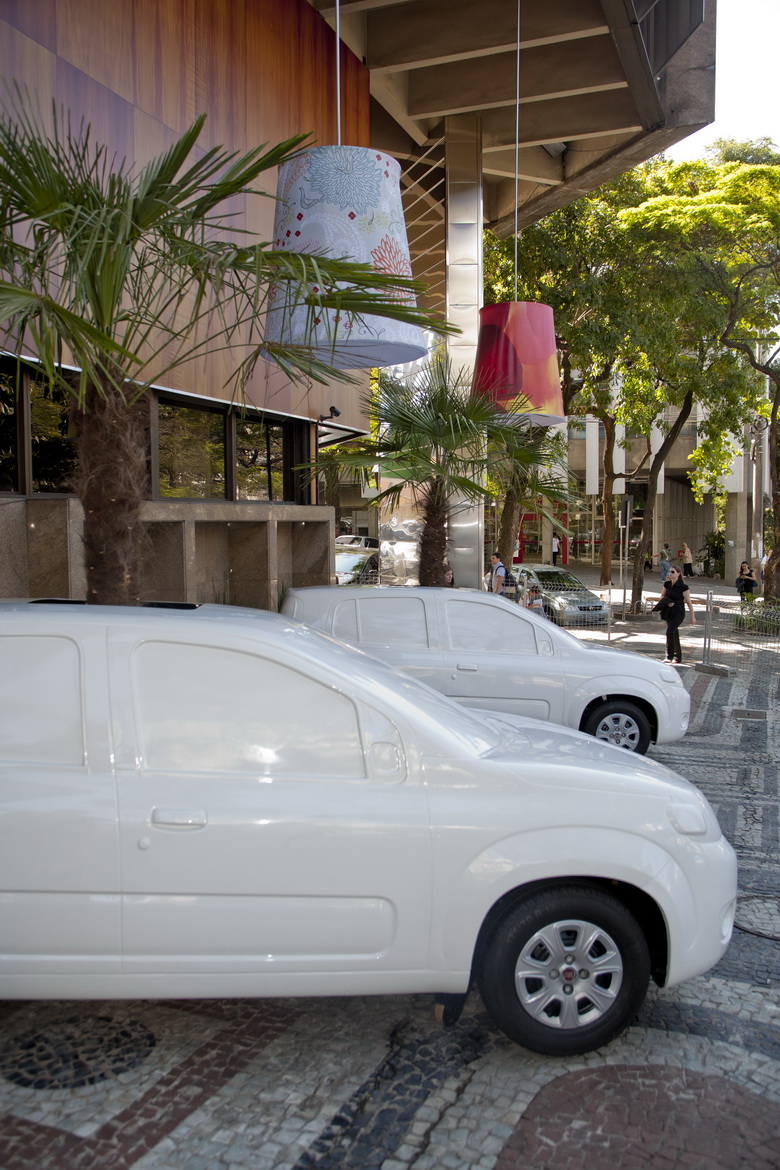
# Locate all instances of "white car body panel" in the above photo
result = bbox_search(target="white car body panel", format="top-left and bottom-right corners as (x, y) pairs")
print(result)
(0, 603), (732, 1012)
(281, 586), (690, 745)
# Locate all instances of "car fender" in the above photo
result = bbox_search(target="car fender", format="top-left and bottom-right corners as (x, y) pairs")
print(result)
(428, 825), (702, 976)
(566, 671), (678, 729)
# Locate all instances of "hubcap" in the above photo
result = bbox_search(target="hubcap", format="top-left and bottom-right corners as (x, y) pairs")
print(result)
(594, 712), (640, 750)
(514, 918), (623, 1029)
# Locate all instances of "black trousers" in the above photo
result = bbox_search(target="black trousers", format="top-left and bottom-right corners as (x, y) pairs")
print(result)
(665, 615), (683, 661)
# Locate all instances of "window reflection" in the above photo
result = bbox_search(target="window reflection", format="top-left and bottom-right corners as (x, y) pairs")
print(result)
(30, 379), (76, 494)
(0, 373), (17, 492)
(236, 419), (285, 500)
(158, 404), (226, 499)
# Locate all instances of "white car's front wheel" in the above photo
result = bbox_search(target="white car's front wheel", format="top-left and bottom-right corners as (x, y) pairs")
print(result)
(582, 700), (651, 753)
(477, 885), (651, 1056)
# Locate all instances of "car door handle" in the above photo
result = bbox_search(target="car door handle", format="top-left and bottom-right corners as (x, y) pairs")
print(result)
(151, 808), (208, 829)
(456, 663), (479, 672)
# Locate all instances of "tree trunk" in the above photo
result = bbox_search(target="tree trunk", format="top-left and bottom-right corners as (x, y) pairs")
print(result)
(73, 382), (150, 605)
(767, 378), (780, 600)
(630, 390), (694, 609)
(497, 487), (521, 571)
(599, 413), (617, 586)
(418, 479), (449, 586)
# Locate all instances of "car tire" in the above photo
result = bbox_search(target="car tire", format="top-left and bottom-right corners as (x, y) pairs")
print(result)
(582, 700), (651, 754)
(477, 885), (650, 1056)
(542, 604), (558, 624)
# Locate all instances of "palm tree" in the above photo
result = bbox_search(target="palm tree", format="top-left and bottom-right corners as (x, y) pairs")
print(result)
(489, 426), (574, 570)
(0, 92), (447, 604)
(317, 360), (549, 586)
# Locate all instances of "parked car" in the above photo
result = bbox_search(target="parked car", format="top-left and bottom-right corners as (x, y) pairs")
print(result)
(515, 564), (610, 626)
(0, 602), (734, 1057)
(335, 535), (379, 548)
(282, 586), (689, 753)
(334, 549), (380, 585)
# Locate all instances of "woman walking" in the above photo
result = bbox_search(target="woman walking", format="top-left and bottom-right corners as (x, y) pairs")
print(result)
(656, 565), (696, 664)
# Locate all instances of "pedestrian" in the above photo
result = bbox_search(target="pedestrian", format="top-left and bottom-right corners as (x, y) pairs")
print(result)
(653, 564), (696, 664)
(443, 565), (455, 587)
(657, 542), (671, 583)
(761, 549), (771, 581)
(551, 532), (560, 566)
(680, 542), (694, 577)
(490, 551), (506, 595)
(736, 560), (758, 600)
(526, 585), (545, 614)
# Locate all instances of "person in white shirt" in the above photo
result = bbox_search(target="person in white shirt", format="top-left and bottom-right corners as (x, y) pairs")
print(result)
(490, 552), (506, 594)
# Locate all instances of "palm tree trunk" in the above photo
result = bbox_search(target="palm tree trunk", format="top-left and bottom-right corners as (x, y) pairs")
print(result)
(73, 380), (150, 605)
(600, 414), (617, 586)
(497, 487), (521, 570)
(418, 479), (449, 586)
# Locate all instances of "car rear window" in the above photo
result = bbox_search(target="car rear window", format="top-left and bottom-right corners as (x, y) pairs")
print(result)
(0, 635), (84, 765)
(343, 596), (429, 648)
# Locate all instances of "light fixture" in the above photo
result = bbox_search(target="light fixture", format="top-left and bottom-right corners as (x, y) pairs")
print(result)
(318, 405), (341, 422)
(265, 1), (427, 370)
(471, 0), (566, 426)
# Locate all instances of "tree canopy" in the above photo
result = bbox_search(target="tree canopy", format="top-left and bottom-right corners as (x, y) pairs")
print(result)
(485, 155), (764, 596)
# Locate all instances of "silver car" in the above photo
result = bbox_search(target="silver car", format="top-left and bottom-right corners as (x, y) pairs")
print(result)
(517, 564), (610, 626)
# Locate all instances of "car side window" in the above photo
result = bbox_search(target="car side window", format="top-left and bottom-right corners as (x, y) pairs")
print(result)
(132, 642), (364, 778)
(332, 599), (358, 641)
(355, 597), (429, 647)
(0, 635), (83, 764)
(445, 601), (538, 655)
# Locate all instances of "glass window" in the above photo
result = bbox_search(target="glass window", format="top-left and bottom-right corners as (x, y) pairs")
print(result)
(0, 636), (83, 764)
(0, 372), (17, 491)
(236, 419), (285, 500)
(355, 597), (429, 647)
(333, 599), (359, 642)
(132, 641), (364, 778)
(30, 379), (76, 493)
(158, 404), (225, 499)
(446, 601), (538, 655)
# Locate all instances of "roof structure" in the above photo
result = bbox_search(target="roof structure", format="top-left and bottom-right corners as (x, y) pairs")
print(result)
(310, 0), (716, 314)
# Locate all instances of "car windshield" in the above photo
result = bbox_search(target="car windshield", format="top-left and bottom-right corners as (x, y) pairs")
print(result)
(335, 552), (372, 572)
(283, 621), (500, 757)
(535, 571), (586, 590)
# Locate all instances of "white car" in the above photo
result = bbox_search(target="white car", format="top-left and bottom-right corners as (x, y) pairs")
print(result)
(0, 602), (734, 1057)
(281, 586), (689, 753)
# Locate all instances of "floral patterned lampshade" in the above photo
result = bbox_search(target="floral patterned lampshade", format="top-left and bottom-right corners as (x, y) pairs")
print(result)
(472, 301), (565, 425)
(266, 146), (428, 369)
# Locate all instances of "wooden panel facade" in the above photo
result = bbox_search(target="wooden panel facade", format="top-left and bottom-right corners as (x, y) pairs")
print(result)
(0, 0), (371, 416)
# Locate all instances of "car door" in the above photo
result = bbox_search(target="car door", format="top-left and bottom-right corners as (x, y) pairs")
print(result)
(332, 593), (445, 690)
(108, 630), (431, 979)
(0, 622), (120, 982)
(440, 597), (566, 721)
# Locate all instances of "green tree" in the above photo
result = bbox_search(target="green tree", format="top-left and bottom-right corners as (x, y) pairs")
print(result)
(485, 159), (760, 600)
(0, 93), (449, 603)
(620, 161), (780, 593)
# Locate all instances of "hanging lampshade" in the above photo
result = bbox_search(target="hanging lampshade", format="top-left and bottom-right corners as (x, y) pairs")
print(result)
(472, 301), (566, 425)
(265, 145), (428, 369)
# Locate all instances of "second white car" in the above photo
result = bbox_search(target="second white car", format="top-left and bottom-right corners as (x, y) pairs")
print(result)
(281, 586), (689, 753)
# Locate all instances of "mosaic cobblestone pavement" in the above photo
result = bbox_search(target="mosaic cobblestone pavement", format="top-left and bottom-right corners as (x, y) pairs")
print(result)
(2, 641), (779, 1170)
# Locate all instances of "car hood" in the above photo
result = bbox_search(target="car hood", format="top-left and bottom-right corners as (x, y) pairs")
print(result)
(482, 710), (695, 797)
(543, 587), (603, 604)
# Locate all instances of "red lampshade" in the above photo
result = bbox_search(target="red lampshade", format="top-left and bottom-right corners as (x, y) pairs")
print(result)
(472, 301), (565, 424)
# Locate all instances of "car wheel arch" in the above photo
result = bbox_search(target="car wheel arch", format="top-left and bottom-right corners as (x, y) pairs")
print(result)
(470, 876), (668, 991)
(579, 693), (658, 742)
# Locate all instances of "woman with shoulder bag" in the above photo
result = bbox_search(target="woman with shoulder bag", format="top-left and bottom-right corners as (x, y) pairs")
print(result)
(653, 565), (696, 664)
